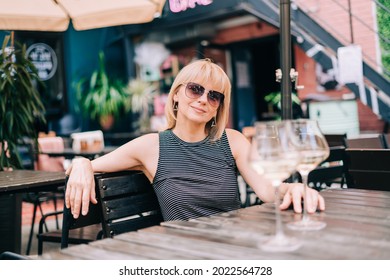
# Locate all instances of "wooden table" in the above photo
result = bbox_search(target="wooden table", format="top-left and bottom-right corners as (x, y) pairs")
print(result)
(39, 146), (117, 160)
(39, 188), (390, 260)
(0, 170), (65, 254)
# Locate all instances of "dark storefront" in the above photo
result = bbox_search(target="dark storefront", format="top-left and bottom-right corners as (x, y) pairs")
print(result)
(1, 0), (295, 134)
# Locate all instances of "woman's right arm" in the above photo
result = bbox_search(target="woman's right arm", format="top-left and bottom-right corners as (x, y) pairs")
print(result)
(65, 133), (158, 219)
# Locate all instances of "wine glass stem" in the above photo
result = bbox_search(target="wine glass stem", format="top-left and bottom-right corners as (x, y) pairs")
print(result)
(301, 173), (309, 222)
(274, 185), (285, 238)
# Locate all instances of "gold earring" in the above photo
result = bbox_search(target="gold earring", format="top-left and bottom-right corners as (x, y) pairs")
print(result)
(211, 117), (216, 127)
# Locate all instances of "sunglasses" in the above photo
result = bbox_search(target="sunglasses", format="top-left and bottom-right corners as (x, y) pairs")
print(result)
(184, 82), (224, 107)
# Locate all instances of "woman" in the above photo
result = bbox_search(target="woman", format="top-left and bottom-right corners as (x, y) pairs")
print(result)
(66, 59), (325, 220)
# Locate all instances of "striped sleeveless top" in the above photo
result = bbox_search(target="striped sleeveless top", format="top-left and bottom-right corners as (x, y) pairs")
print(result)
(153, 129), (241, 221)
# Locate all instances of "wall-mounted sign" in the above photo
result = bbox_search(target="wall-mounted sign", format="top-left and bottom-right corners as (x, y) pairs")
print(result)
(169, 0), (213, 13)
(26, 43), (57, 81)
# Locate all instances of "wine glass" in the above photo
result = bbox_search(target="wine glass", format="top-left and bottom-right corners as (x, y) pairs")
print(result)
(248, 120), (302, 252)
(286, 119), (330, 231)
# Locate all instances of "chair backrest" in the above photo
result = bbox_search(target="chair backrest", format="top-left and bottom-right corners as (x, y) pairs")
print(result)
(308, 145), (347, 188)
(17, 140), (36, 170)
(324, 133), (347, 147)
(345, 135), (385, 149)
(95, 171), (163, 238)
(61, 171), (162, 248)
(345, 148), (390, 191)
(61, 176), (102, 249)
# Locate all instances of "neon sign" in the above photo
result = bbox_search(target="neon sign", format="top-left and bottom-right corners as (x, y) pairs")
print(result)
(169, 0), (213, 13)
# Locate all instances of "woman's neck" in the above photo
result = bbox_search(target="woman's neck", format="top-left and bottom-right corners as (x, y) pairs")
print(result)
(172, 124), (208, 143)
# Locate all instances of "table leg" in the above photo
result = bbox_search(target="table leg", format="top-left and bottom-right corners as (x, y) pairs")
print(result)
(0, 194), (22, 254)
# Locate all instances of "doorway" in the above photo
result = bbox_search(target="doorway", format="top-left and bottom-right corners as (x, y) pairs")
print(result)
(250, 35), (280, 120)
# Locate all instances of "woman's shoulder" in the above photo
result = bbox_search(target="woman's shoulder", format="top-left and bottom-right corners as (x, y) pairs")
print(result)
(225, 128), (247, 140)
(225, 128), (250, 157)
(131, 132), (159, 146)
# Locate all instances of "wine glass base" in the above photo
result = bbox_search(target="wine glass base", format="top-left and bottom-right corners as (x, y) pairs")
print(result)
(260, 235), (302, 252)
(287, 219), (326, 231)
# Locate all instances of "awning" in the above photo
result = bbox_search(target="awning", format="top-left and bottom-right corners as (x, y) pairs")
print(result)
(0, 0), (166, 32)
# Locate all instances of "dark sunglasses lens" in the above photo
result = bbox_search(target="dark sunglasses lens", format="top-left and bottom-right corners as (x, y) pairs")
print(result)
(208, 91), (224, 106)
(186, 83), (224, 106)
(186, 83), (204, 98)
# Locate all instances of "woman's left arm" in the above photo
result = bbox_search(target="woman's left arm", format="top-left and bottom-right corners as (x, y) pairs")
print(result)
(226, 129), (325, 213)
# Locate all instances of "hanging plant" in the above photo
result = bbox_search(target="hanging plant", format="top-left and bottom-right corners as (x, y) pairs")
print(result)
(76, 51), (130, 129)
(0, 35), (45, 170)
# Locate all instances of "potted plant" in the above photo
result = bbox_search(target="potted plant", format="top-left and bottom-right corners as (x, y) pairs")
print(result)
(0, 35), (45, 170)
(125, 78), (157, 132)
(76, 51), (130, 130)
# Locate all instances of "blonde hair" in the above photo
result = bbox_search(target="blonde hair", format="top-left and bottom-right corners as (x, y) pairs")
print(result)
(164, 59), (231, 141)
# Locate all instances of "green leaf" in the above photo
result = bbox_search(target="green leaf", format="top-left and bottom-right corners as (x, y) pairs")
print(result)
(0, 35), (45, 170)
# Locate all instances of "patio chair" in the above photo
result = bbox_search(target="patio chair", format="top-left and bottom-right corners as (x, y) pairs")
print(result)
(308, 145), (348, 189)
(345, 148), (390, 191)
(324, 133), (347, 147)
(24, 136), (65, 255)
(37, 171), (162, 254)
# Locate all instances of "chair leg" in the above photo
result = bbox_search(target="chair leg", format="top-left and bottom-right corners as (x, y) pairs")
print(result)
(37, 236), (43, 255)
(26, 202), (38, 255)
(53, 196), (60, 230)
(38, 202), (49, 232)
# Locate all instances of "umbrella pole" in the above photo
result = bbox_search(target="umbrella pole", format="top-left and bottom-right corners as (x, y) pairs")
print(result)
(10, 31), (15, 48)
(279, 0), (292, 120)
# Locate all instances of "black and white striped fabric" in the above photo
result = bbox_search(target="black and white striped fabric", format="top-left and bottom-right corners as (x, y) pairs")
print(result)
(153, 130), (241, 221)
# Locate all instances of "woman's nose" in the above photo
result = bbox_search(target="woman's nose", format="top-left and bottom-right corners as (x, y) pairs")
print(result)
(198, 91), (208, 103)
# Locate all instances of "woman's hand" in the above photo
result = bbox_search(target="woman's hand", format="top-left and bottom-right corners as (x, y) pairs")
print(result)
(65, 157), (97, 219)
(279, 183), (325, 213)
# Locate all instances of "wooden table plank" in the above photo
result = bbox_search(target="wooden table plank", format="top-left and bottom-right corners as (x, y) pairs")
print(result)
(37, 188), (390, 260)
(89, 237), (197, 260)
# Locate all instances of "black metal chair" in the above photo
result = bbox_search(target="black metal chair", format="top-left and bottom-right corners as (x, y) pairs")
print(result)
(16, 141), (63, 255)
(324, 133), (347, 147)
(308, 145), (348, 190)
(345, 148), (390, 191)
(37, 171), (162, 254)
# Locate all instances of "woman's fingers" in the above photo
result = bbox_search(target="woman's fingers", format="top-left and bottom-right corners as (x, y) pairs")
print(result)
(280, 183), (325, 213)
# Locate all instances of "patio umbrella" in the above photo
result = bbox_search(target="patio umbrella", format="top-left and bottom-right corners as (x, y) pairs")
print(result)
(59, 0), (166, 31)
(0, 0), (68, 32)
(0, 0), (166, 32)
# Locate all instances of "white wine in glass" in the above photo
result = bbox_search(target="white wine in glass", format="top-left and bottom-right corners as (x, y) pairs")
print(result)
(248, 121), (302, 252)
(287, 119), (329, 231)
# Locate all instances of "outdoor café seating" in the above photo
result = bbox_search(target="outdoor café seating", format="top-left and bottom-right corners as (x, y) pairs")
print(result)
(37, 171), (163, 254)
(345, 148), (390, 191)
(308, 145), (347, 189)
